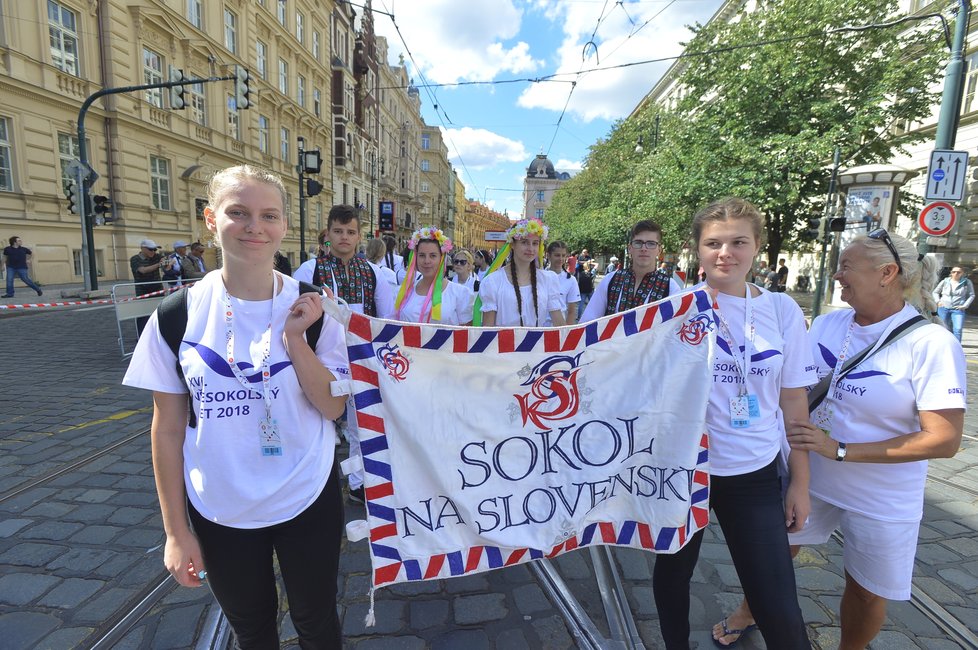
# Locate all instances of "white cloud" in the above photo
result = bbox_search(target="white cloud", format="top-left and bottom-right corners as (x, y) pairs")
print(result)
(554, 158), (582, 171)
(519, 0), (720, 121)
(444, 127), (528, 169)
(375, 0), (543, 84)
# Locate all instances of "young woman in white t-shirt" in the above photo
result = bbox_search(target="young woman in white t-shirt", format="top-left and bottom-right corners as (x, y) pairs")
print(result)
(652, 198), (815, 650)
(394, 226), (475, 325)
(479, 219), (566, 327)
(366, 237), (399, 289)
(544, 240), (581, 324)
(123, 166), (349, 649)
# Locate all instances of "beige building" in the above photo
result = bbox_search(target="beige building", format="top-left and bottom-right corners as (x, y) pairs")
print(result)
(0, 0), (451, 287)
(419, 126), (453, 235)
(522, 154), (571, 220)
(458, 200), (511, 252)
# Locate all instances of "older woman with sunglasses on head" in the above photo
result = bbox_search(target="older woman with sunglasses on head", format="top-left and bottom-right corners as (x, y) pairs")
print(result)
(718, 230), (966, 650)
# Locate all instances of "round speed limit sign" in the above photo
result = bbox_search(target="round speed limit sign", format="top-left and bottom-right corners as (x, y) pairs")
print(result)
(918, 201), (956, 237)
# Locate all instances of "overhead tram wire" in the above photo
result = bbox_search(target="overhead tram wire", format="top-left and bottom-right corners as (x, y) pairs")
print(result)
(378, 0), (485, 203)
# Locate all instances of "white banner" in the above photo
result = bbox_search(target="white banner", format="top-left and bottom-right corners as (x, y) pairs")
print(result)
(328, 289), (717, 589)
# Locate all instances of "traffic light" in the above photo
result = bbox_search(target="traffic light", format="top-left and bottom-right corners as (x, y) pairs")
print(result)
(66, 180), (80, 215)
(234, 66), (251, 110)
(306, 179), (323, 197)
(804, 216), (825, 241)
(828, 217), (846, 232)
(169, 66), (186, 110)
(302, 150), (323, 174)
(92, 194), (112, 224)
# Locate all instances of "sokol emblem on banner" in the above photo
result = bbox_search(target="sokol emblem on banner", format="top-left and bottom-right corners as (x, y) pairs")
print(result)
(514, 353), (587, 428)
(679, 313), (714, 346)
(376, 343), (411, 382)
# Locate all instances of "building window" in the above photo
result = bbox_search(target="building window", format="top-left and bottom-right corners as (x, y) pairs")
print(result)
(278, 59), (288, 94)
(72, 249), (104, 277)
(150, 156), (171, 211)
(420, 159), (429, 172)
(537, 190), (545, 202)
(224, 9), (237, 54)
(259, 115), (270, 153)
(281, 127), (290, 161)
(277, 0), (287, 26)
(297, 75), (305, 107)
(535, 209), (545, 219)
(189, 82), (206, 126)
(58, 133), (81, 192)
(187, 0), (202, 28)
(142, 48), (164, 107)
(313, 30), (321, 60)
(421, 182), (429, 192)
(0, 118), (13, 191)
(256, 40), (267, 79)
(421, 133), (430, 150)
(296, 12), (304, 44)
(313, 88), (322, 118)
(963, 53), (978, 114)
(227, 94), (240, 140)
(48, 1), (79, 76)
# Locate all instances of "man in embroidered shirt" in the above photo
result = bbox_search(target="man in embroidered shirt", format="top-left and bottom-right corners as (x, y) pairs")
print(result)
(580, 220), (684, 322)
(293, 205), (394, 318)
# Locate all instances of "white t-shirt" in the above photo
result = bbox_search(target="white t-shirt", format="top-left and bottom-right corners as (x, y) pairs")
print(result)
(543, 269), (582, 318)
(454, 274), (476, 291)
(293, 257), (395, 318)
(806, 304), (966, 522)
(479, 268), (564, 327)
(580, 270), (686, 322)
(378, 252), (405, 276)
(396, 280), (475, 325)
(122, 271), (350, 529)
(375, 264), (398, 289)
(705, 285), (817, 476)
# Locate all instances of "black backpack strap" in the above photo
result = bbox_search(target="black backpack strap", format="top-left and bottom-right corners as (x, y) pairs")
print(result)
(156, 288), (197, 428)
(299, 280), (324, 351)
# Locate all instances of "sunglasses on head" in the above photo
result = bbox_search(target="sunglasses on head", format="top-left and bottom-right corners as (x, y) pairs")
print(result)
(867, 229), (902, 275)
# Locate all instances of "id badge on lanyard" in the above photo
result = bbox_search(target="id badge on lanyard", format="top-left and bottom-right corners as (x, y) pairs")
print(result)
(720, 288), (760, 428)
(223, 276), (283, 457)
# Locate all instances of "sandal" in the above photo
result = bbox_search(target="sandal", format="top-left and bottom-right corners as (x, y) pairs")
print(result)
(711, 618), (758, 648)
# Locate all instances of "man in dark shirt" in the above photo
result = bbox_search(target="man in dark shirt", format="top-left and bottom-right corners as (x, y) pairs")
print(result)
(776, 258), (789, 293)
(2, 236), (43, 298)
(129, 238), (167, 335)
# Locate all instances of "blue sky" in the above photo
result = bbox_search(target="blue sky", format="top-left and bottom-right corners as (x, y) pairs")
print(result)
(373, 0), (725, 218)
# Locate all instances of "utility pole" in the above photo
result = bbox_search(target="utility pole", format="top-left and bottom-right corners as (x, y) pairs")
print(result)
(922, 0), (971, 257)
(297, 137), (324, 263)
(812, 147), (841, 320)
(75, 70), (246, 290)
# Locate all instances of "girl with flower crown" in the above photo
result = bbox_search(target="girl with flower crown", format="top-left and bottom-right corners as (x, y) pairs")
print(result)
(394, 226), (475, 325)
(478, 218), (566, 327)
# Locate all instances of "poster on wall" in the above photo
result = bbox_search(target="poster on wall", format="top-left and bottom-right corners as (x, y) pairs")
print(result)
(842, 186), (893, 247)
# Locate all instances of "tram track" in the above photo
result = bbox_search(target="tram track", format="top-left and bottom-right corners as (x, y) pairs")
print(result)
(0, 427), (149, 505)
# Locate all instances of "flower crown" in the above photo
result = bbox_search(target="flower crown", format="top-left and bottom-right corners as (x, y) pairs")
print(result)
(407, 226), (453, 253)
(506, 218), (548, 243)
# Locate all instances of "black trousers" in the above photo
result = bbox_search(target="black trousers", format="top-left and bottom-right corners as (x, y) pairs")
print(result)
(189, 467), (344, 650)
(652, 460), (810, 650)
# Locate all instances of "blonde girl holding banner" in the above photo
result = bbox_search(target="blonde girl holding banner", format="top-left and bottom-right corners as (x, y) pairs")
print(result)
(652, 197), (814, 650)
(123, 166), (349, 649)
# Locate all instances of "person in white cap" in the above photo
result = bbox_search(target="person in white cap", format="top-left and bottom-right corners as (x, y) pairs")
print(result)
(163, 240), (192, 287)
(130, 238), (168, 335)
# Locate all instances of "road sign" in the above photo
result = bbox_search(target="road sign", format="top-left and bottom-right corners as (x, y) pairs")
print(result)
(918, 201), (956, 236)
(484, 231), (507, 241)
(65, 158), (98, 185)
(926, 236), (949, 247)
(925, 149), (969, 201)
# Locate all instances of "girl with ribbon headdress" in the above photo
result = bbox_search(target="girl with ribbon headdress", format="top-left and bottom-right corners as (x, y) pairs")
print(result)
(478, 218), (566, 327)
(394, 226), (475, 325)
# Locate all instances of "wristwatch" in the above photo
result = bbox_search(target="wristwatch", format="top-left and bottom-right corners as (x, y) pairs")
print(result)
(835, 441), (847, 462)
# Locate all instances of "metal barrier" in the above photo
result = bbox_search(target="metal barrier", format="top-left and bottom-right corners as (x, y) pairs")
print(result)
(112, 282), (168, 358)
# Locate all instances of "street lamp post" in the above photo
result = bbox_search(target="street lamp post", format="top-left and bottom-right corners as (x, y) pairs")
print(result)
(370, 151), (377, 238)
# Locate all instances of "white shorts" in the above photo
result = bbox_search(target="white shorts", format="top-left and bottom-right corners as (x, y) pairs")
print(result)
(788, 494), (920, 600)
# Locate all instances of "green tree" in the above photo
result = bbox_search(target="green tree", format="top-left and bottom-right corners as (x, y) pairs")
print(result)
(550, 0), (944, 261)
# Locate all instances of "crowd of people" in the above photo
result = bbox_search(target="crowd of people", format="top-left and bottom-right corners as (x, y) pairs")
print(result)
(123, 165), (966, 650)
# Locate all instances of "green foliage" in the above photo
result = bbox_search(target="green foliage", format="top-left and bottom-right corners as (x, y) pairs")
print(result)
(547, 0), (944, 261)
